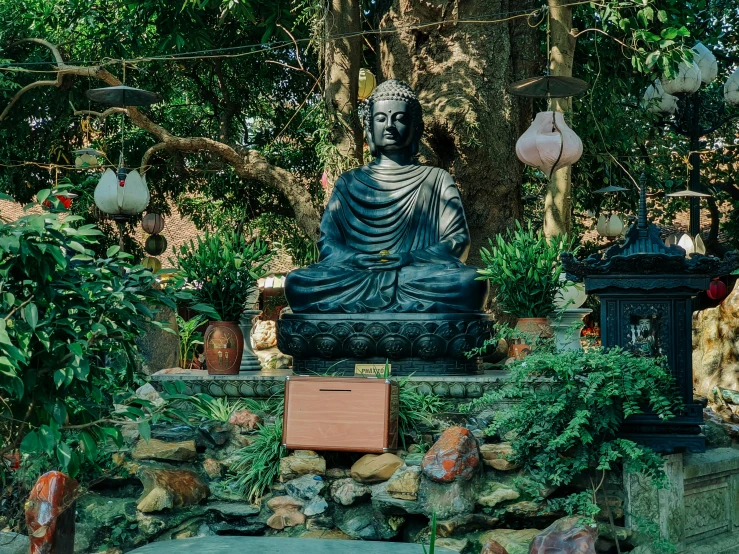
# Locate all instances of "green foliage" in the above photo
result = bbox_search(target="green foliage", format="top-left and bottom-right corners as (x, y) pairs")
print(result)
(0, 191), (178, 481)
(422, 511), (437, 554)
(464, 346), (681, 520)
(176, 314), (205, 369)
(184, 393), (244, 423)
(229, 417), (286, 503)
(478, 222), (576, 318)
(174, 230), (271, 321)
(398, 378), (447, 449)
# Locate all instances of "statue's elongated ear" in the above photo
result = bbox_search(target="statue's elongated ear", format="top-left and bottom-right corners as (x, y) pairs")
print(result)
(366, 129), (378, 157)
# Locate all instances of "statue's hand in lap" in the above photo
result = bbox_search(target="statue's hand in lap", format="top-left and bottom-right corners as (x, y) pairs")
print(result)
(353, 252), (412, 271)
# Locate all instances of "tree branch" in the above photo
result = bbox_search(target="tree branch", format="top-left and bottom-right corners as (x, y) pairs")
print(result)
(1, 39), (322, 237)
(141, 143), (169, 171)
(69, 102), (127, 120)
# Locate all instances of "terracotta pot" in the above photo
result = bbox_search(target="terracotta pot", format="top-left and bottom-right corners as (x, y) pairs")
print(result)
(508, 317), (552, 358)
(204, 321), (244, 375)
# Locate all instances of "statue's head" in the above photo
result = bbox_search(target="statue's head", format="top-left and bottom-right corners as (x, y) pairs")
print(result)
(363, 79), (424, 158)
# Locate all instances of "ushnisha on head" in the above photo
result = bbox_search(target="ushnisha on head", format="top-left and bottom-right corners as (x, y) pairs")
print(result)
(363, 79), (424, 156)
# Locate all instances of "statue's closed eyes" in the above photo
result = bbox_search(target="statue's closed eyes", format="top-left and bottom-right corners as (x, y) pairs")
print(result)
(284, 80), (489, 314)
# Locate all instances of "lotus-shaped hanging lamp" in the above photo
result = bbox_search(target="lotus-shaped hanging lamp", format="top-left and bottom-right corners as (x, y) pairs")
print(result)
(515, 111), (583, 178)
(94, 161), (150, 219)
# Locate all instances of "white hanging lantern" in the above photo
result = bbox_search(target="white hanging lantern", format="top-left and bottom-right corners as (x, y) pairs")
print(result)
(642, 80), (678, 114)
(94, 166), (150, 217)
(516, 111), (583, 178)
(725, 67), (739, 106)
(692, 43), (718, 84)
(677, 233), (694, 255)
(661, 61), (702, 95)
(596, 213), (624, 238)
(358, 69), (377, 101)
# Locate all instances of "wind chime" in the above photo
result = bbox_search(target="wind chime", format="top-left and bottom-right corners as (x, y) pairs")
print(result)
(593, 166), (628, 239)
(86, 66), (162, 251)
(508, 10), (588, 177)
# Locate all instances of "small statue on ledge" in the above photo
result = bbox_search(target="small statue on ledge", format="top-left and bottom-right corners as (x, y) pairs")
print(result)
(285, 79), (489, 313)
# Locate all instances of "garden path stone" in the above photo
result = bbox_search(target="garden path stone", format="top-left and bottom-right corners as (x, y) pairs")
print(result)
(128, 536), (455, 553)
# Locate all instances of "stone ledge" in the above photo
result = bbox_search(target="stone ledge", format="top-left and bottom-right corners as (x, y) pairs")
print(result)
(150, 367), (510, 399)
(684, 447), (739, 481)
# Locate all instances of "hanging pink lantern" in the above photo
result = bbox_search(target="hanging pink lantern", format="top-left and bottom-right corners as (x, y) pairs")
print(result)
(706, 279), (728, 301)
(516, 111), (583, 178)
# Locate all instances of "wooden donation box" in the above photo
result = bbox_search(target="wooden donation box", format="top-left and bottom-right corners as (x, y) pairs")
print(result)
(282, 376), (399, 452)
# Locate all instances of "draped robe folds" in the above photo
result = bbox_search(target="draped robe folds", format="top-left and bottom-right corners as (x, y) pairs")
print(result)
(284, 163), (490, 313)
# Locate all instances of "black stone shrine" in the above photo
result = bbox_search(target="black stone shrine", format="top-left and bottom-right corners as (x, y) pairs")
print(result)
(563, 177), (739, 452)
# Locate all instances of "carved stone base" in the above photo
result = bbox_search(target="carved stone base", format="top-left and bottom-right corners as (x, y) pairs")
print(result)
(276, 312), (494, 376)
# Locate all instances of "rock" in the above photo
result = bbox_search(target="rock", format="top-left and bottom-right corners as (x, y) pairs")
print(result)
(253, 320), (277, 350)
(386, 467), (421, 500)
(285, 474), (325, 501)
(280, 450), (326, 480)
(266, 495), (305, 530)
(136, 383), (165, 407)
(418, 477), (476, 520)
(479, 529), (541, 554)
(132, 438), (197, 461)
(421, 426), (480, 483)
(436, 513), (500, 538)
(371, 483), (423, 516)
(150, 424), (205, 447)
(325, 467), (351, 479)
(137, 468), (209, 512)
(0, 531), (30, 554)
(203, 458), (223, 479)
(477, 481), (520, 508)
(334, 505), (401, 540)
(26, 471), (77, 554)
(481, 539), (509, 554)
(198, 421), (231, 447)
(267, 495), (304, 511)
(303, 496), (329, 516)
(258, 348), (293, 370)
(330, 478), (371, 506)
(404, 452), (424, 466)
(205, 501), (260, 518)
(529, 516), (597, 553)
(137, 304), (180, 375)
(266, 510), (305, 530)
(306, 514), (335, 531)
(229, 409), (262, 431)
(437, 537), (470, 553)
(350, 453), (404, 483)
(479, 443), (521, 471)
(506, 501), (542, 517)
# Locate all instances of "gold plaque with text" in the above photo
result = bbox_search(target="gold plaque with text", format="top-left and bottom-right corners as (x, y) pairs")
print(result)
(354, 363), (391, 377)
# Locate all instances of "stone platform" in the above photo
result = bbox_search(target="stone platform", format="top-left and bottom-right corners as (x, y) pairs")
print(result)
(128, 536), (453, 553)
(276, 312), (494, 376)
(151, 367), (509, 399)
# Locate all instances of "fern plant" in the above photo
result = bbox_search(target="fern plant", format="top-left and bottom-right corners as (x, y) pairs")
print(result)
(463, 346), (682, 519)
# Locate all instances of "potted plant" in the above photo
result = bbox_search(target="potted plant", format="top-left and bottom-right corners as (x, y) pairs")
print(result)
(175, 230), (271, 375)
(478, 222), (575, 354)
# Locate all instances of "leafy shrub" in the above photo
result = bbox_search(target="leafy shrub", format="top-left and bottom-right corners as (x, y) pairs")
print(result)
(176, 314), (205, 369)
(478, 222), (576, 317)
(174, 230), (271, 321)
(398, 378), (447, 448)
(184, 393), (245, 423)
(0, 191), (178, 482)
(229, 417), (286, 503)
(463, 346), (681, 519)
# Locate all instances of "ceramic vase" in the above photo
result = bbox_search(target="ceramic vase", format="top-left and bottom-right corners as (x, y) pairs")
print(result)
(509, 317), (552, 358)
(548, 308), (592, 352)
(204, 321), (244, 375)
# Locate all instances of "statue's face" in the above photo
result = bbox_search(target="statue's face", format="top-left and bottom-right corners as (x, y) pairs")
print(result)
(370, 100), (415, 153)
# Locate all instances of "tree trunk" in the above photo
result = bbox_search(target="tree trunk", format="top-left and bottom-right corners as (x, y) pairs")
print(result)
(544, 0), (576, 238)
(378, 0), (539, 264)
(323, 0), (364, 198)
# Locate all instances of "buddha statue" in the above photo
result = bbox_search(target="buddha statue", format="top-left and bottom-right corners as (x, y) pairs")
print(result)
(284, 79), (489, 314)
